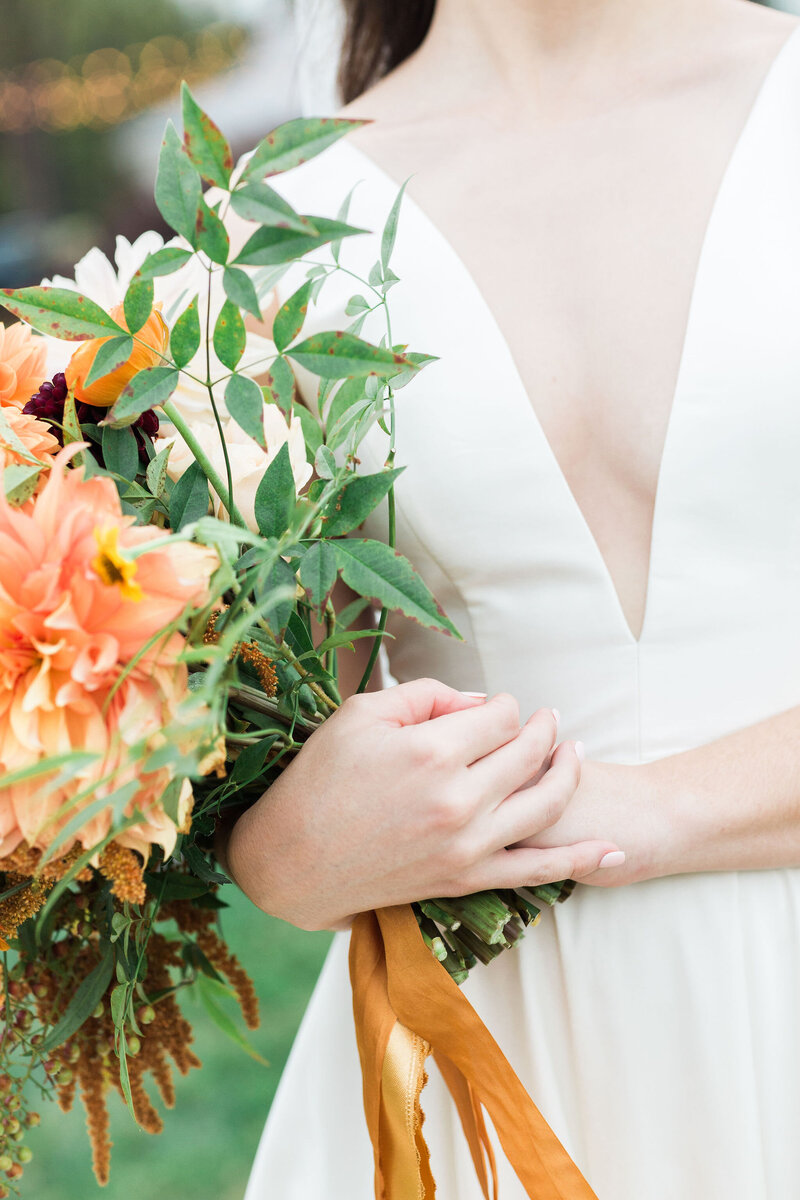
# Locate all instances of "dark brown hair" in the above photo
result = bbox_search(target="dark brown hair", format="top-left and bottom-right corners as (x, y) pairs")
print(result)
(338, 0), (436, 104)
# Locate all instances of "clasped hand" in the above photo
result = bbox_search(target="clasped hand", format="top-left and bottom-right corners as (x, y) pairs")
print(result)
(227, 679), (628, 930)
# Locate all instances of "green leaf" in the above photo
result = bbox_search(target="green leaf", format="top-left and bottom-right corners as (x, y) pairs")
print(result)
(288, 332), (414, 380)
(110, 982), (128, 1029)
(40, 944), (114, 1052)
(181, 82), (234, 187)
(154, 121), (203, 242)
(170, 295), (201, 368)
(230, 181), (313, 233)
(229, 735), (279, 786)
(123, 274), (154, 335)
(325, 375), (366, 425)
(272, 280), (313, 353)
(225, 374), (265, 446)
(102, 424), (139, 481)
(3, 463), (42, 506)
(61, 392), (83, 454)
(83, 334), (134, 389)
(314, 444), (335, 480)
(296, 403), (323, 458)
(145, 441), (172, 500)
(333, 539), (460, 636)
(255, 559), (296, 640)
(323, 468), (404, 536)
(170, 460), (210, 530)
(261, 356), (295, 415)
(109, 366), (179, 426)
(242, 117), (367, 181)
(195, 196), (230, 264)
(390, 351), (438, 391)
(195, 973), (267, 1064)
(223, 266), (262, 321)
(234, 218), (367, 268)
(138, 246), (193, 278)
(213, 299), (246, 371)
(345, 294), (370, 316)
(253, 442), (295, 538)
(381, 179), (409, 272)
(332, 182), (359, 264)
(298, 540), (338, 606)
(0, 286), (123, 341)
(183, 842), (231, 886)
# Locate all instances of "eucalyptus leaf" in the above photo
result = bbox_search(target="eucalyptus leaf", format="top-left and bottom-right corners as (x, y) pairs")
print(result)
(170, 460), (210, 529)
(145, 441), (173, 500)
(181, 82), (234, 187)
(298, 540), (338, 606)
(230, 181), (313, 232)
(0, 286), (124, 341)
(253, 442), (295, 539)
(261, 356), (295, 415)
(225, 374), (265, 446)
(3, 463), (42, 506)
(223, 266), (262, 321)
(233, 217), (368, 268)
(334, 539), (460, 636)
(272, 280), (313, 353)
(154, 121), (203, 243)
(109, 366), (179, 425)
(241, 116), (367, 181)
(123, 274), (154, 335)
(170, 295), (201, 368)
(213, 299), (246, 371)
(323, 468), (404, 537)
(288, 332), (413, 380)
(102, 424), (139, 481)
(381, 179), (409, 272)
(138, 246), (193, 278)
(83, 334), (134, 389)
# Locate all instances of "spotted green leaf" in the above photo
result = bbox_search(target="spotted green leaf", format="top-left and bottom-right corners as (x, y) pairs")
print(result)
(181, 82), (234, 187)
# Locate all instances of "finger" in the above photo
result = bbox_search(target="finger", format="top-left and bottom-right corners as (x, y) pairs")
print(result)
(487, 739), (581, 846)
(410, 692), (523, 766)
(363, 678), (487, 725)
(469, 708), (559, 806)
(460, 840), (623, 893)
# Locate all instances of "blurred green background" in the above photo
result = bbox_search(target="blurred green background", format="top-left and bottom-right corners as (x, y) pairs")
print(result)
(20, 892), (332, 1199)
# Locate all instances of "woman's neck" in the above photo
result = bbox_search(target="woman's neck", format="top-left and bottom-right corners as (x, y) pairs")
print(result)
(411, 0), (735, 114)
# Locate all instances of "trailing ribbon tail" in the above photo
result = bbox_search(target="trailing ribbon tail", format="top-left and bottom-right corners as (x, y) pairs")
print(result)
(350, 904), (599, 1200)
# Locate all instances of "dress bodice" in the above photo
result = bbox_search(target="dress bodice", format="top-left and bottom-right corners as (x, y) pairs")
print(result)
(265, 27), (800, 767)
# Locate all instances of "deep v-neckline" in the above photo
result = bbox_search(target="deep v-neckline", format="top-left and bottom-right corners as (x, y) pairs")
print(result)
(339, 26), (799, 644)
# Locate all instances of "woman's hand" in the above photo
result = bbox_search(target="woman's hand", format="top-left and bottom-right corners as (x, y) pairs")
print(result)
(226, 679), (623, 929)
(514, 758), (671, 887)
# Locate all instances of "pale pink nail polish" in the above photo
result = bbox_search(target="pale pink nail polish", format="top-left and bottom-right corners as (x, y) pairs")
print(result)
(461, 691), (487, 699)
(551, 708), (560, 724)
(574, 740), (585, 762)
(598, 850), (626, 869)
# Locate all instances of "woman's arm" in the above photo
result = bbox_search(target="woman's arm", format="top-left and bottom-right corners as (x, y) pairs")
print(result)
(520, 705), (800, 885)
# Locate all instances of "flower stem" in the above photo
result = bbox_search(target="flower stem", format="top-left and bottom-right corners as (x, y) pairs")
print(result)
(161, 399), (247, 528)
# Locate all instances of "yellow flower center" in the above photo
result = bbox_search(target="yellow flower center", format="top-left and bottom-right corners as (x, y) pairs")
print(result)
(91, 526), (143, 602)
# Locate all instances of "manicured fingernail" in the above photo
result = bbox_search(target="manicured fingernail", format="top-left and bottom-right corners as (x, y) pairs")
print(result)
(598, 850), (626, 869)
(551, 708), (560, 725)
(461, 691), (487, 699)
(574, 740), (585, 762)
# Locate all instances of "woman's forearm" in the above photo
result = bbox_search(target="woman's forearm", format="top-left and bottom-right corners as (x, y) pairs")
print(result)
(650, 704), (800, 876)
(523, 705), (800, 884)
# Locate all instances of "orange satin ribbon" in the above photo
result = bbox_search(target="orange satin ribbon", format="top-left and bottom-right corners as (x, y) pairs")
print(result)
(350, 904), (599, 1200)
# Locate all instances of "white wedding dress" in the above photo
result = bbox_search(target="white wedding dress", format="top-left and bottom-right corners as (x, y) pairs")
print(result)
(245, 28), (800, 1199)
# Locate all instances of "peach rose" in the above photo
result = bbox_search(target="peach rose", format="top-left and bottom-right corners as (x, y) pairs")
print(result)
(0, 321), (48, 411)
(65, 303), (169, 408)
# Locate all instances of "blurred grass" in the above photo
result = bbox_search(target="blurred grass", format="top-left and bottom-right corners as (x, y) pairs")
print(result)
(20, 890), (332, 1200)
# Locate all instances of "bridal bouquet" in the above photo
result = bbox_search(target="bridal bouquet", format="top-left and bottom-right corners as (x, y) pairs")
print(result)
(0, 87), (576, 1197)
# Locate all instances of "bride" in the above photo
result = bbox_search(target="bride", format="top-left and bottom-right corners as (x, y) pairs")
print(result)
(227, 1), (800, 1196)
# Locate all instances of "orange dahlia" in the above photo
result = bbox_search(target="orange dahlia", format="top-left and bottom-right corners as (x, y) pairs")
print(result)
(0, 322), (48, 411)
(65, 303), (169, 408)
(0, 447), (218, 861)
